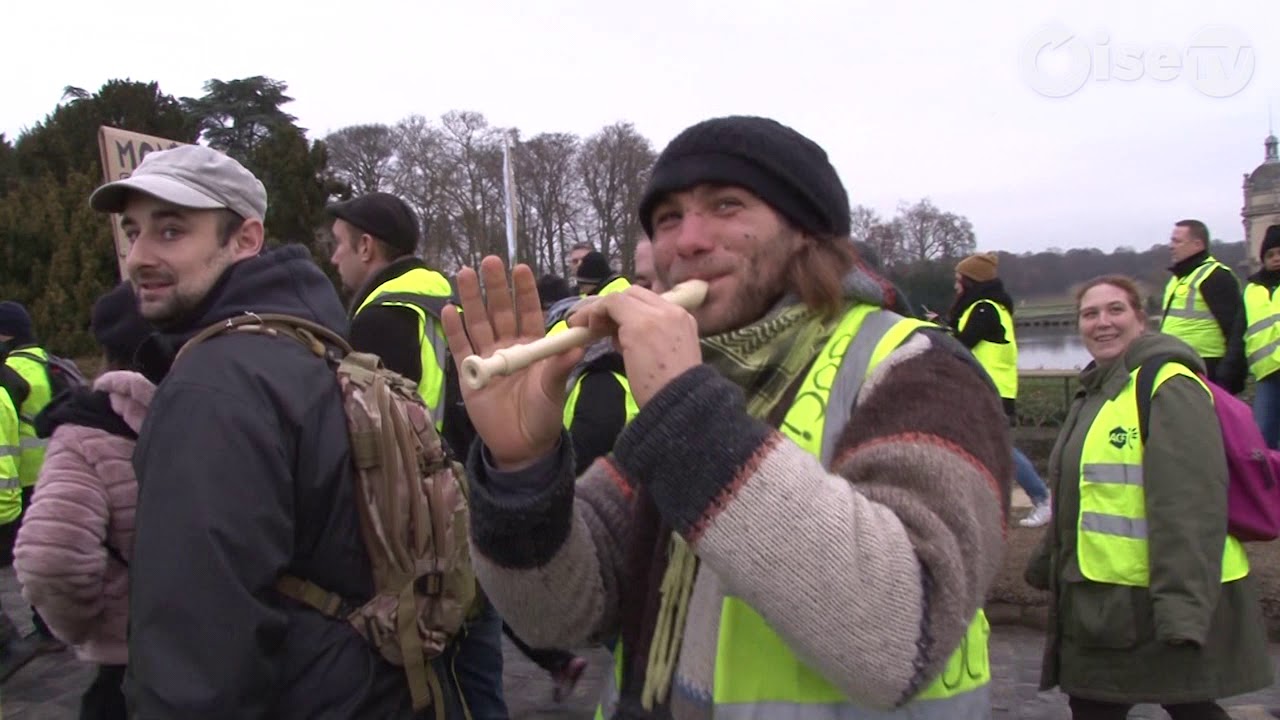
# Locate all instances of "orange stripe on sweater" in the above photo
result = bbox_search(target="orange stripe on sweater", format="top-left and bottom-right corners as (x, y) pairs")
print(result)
(600, 458), (635, 502)
(685, 432), (786, 544)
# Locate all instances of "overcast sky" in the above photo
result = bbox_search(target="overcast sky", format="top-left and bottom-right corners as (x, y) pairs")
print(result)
(5, 0), (1278, 255)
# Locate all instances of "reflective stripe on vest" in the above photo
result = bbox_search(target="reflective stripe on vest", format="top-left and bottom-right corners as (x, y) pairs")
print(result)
(354, 267), (453, 422)
(1160, 259), (1234, 358)
(1077, 362), (1249, 586)
(563, 372), (639, 430)
(0, 396), (22, 524)
(957, 300), (1018, 400)
(5, 348), (51, 487)
(713, 304), (991, 719)
(1243, 282), (1280, 380)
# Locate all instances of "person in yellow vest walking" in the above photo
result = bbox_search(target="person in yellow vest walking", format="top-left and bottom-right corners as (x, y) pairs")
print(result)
(0, 301), (61, 651)
(326, 191), (508, 719)
(0, 388), (38, 682)
(446, 116), (1012, 719)
(1225, 224), (1280, 449)
(946, 253), (1054, 528)
(1159, 219), (1246, 394)
(1026, 275), (1271, 720)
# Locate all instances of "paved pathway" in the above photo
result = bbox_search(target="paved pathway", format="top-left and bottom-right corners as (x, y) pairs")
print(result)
(3, 568), (1277, 719)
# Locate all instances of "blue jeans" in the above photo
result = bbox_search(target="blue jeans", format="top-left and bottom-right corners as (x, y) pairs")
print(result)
(451, 597), (509, 719)
(1013, 447), (1049, 505)
(1253, 373), (1280, 450)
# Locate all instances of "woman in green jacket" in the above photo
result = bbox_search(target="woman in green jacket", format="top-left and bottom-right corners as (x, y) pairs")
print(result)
(1026, 275), (1272, 720)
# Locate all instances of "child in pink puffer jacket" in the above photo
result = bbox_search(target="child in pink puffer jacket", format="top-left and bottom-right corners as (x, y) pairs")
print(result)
(14, 282), (153, 720)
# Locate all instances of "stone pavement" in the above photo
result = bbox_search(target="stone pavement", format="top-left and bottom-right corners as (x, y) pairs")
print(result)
(3, 567), (1277, 719)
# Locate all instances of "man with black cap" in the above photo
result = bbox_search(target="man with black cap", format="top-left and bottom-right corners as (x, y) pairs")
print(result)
(1226, 224), (1280, 449)
(89, 145), (464, 718)
(446, 116), (1010, 719)
(326, 193), (457, 427)
(0, 300), (62, 650)
(326, 191), (508, 719)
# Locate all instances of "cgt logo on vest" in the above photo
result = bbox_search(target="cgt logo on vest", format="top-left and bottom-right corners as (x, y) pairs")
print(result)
(1109, 426), (1138, 449)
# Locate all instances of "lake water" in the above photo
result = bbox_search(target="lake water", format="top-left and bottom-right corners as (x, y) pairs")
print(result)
(1017, 328), (1091, 371)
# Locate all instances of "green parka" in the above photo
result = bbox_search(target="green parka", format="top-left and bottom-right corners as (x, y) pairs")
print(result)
(1025, 331), (1272, 703)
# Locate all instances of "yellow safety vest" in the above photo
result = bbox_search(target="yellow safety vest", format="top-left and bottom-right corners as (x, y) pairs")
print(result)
(353, 267), (453, 422)
(0, 392), (22, 525)
(549, 277), (633, 337)
(957, 300), (1018, 400)
(710, 303), (991, 719)
(1160, 258), (1236, 359)
(4, 347), (51, 488)
(1243, 282), (1280, 381)
(563, 371), (639, 430)
(1077, 362), (1249, 586)
(596, 306), (993, 719)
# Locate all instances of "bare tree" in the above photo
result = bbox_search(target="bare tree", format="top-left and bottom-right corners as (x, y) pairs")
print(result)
(578, 122), (655, 273)
(325, 123), (396, 195)
(514, 132), (582, 277)
(865, 219), (907, 269)
(896, 198), (976, 262)
(849, 204), (881, 245)
(391, 115), (452, 268)
(437, 111), (505, 270)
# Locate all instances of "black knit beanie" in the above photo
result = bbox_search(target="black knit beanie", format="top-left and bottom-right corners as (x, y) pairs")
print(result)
(1262, 224), (1280, 262)
(91, 282), (154, 368)
(575, 251), (613, 286)
(638, 116), (851, 239)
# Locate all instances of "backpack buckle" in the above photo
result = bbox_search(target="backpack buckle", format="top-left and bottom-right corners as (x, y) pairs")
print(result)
(414, 572), (443, 596)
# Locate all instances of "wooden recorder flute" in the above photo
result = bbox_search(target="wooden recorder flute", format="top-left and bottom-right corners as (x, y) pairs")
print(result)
(459, 279), (709, 391)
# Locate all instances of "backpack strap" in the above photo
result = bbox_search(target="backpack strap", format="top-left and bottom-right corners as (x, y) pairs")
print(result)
(175, 313), (354, 364)
(1135, 353), (1196, 443)
(6, 351), (45, 366)
(275, 575), (356, 618)
(365, 292), (453, 321)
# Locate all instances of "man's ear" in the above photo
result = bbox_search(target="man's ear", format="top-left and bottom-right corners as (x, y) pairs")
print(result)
(358, 234), (376, 262)
(232, 219), (266, 258)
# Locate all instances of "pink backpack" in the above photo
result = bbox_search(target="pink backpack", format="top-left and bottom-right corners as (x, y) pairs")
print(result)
(1137, 355), (1280, 542)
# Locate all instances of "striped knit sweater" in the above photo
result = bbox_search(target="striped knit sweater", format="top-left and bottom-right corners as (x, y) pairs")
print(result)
(468, 327), (1011, 718)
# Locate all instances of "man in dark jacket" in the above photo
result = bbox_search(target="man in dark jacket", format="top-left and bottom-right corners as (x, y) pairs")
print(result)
(89, 146), (458, 719)
(1160, 219), (1245, 393)
(326, 191), (507, 719)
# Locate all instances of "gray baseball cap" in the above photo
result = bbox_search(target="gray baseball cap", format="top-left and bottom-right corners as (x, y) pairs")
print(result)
(89, 145), (268, 220)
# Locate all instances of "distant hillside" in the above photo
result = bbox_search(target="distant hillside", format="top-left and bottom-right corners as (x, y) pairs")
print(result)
(998, 241), (1248, 303)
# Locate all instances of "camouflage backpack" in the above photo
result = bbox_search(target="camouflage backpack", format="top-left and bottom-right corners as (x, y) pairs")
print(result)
(178, 313), (476, 717)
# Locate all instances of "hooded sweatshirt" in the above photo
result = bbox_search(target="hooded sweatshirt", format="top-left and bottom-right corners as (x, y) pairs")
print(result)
(126, 246), (443, 720)
(14, 371), (153, 666)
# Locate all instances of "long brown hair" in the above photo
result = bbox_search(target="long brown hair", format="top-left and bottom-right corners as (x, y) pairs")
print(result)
(785, 236), (856, 318)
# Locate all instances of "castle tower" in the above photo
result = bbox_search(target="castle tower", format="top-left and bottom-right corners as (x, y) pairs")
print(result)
(1243, 131), (1280, 269)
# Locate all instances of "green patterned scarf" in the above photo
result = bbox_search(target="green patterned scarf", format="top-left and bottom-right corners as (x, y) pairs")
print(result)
(639, 301), (842, 711)
(700, 303), (843, 419)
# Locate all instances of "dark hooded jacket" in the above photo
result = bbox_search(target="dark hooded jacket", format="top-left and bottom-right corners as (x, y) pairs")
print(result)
(126, 246), (450, 719)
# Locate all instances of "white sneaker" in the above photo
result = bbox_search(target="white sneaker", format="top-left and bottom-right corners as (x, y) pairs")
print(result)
(1020, 501), (1052, 528)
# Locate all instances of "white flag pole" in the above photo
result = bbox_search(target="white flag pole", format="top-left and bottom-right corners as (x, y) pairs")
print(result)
(502, 131), (518, 267)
